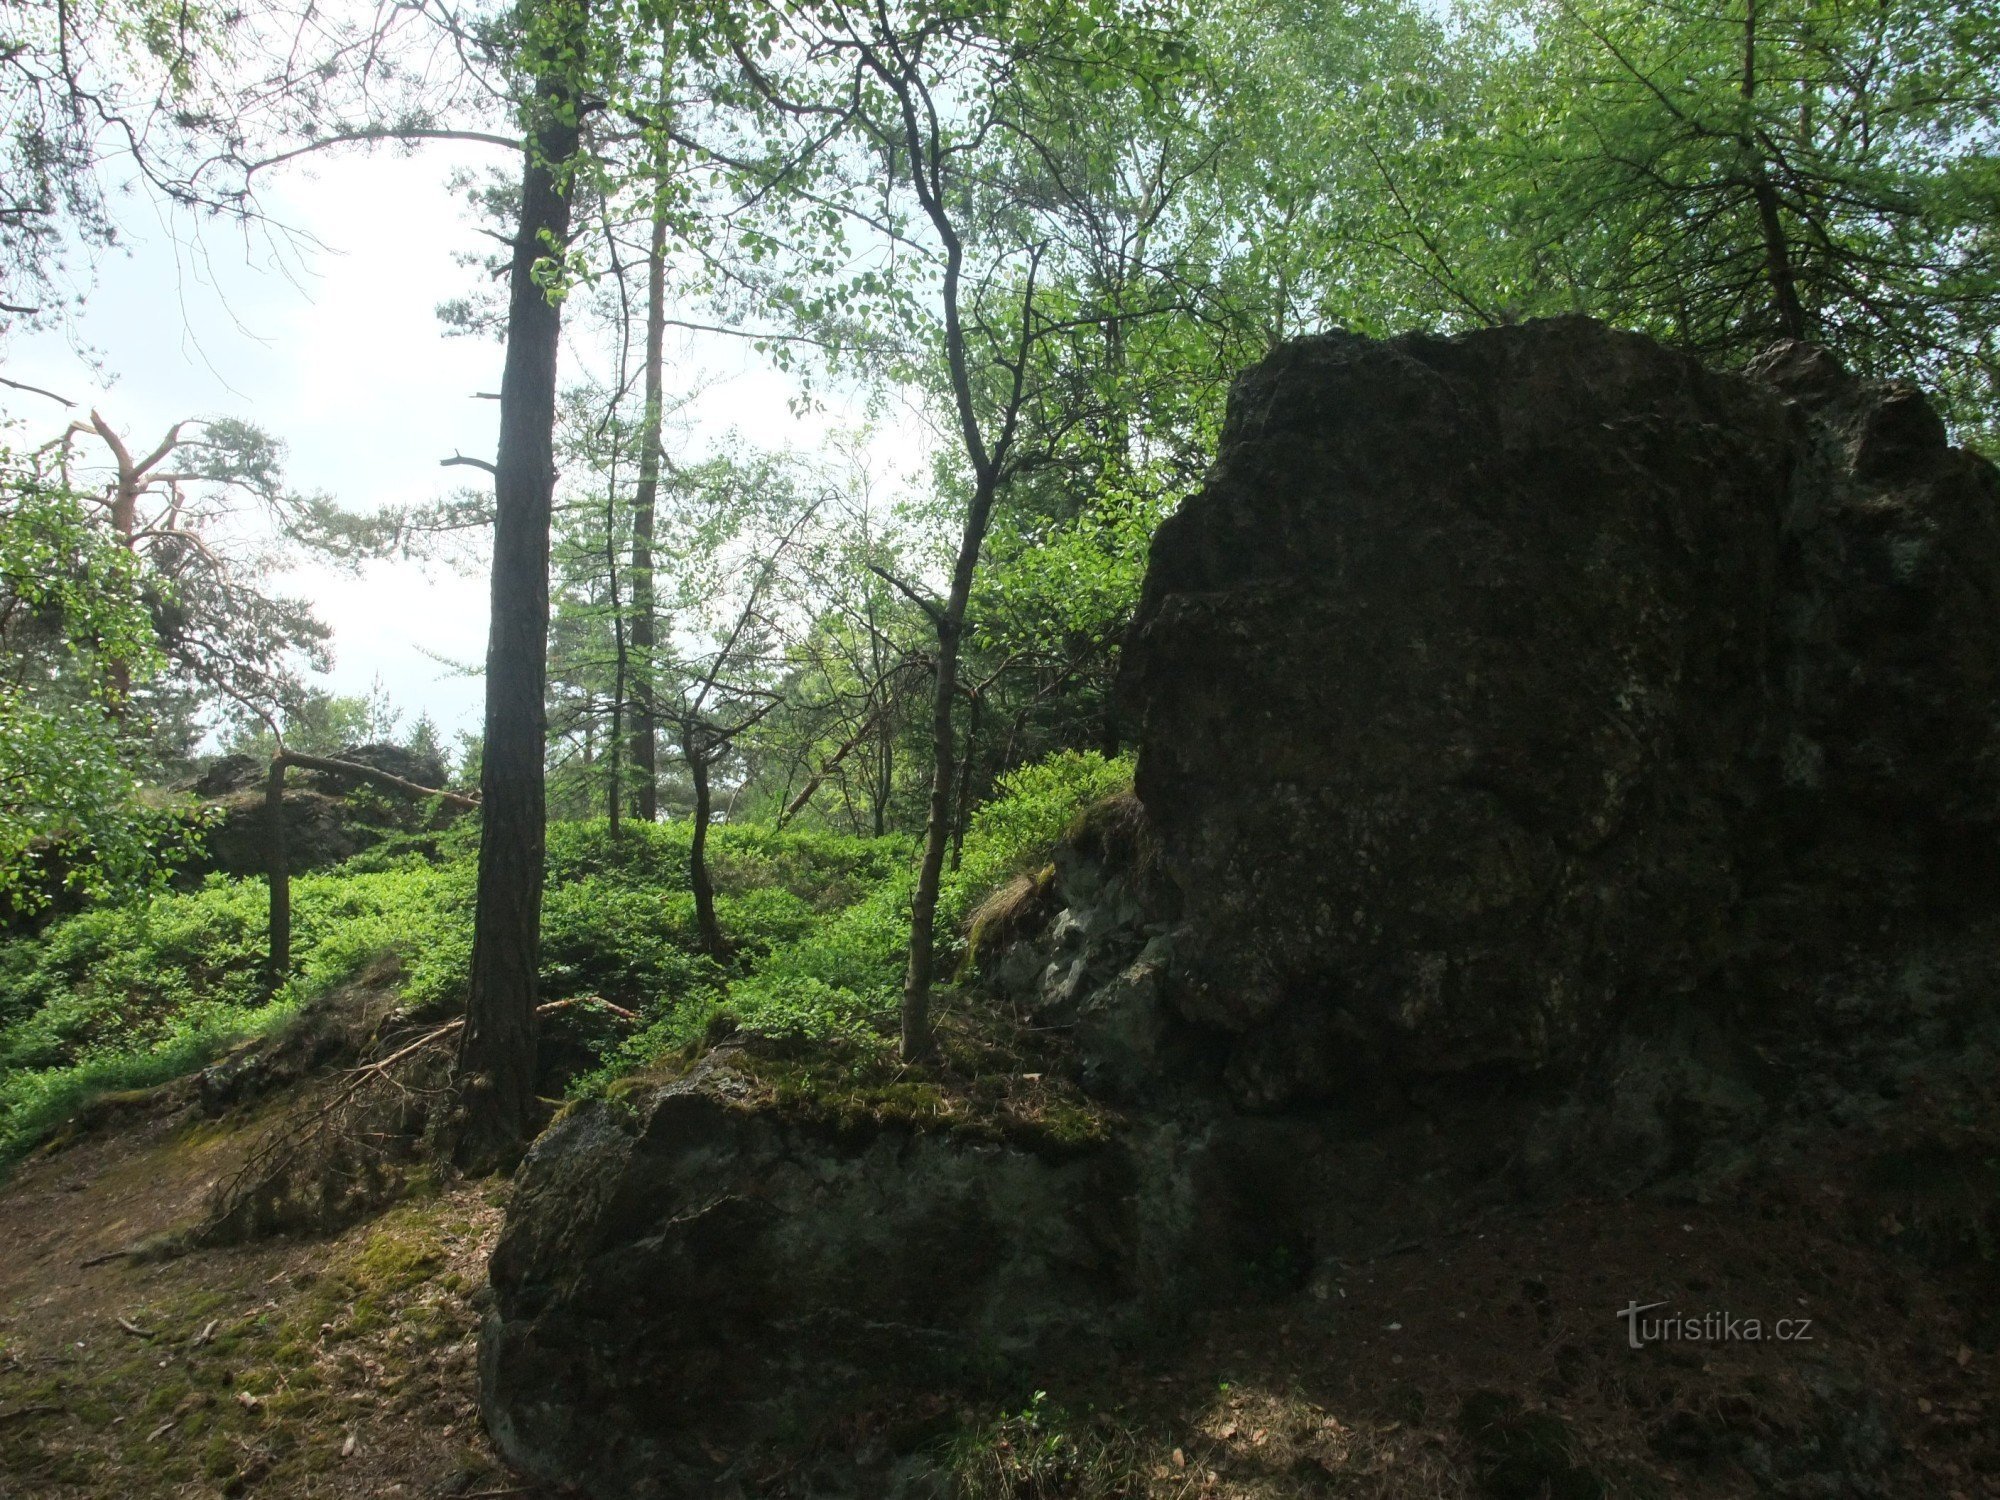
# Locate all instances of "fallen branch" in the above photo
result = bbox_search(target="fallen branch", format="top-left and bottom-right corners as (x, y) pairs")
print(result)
(275, 751), (479, 810)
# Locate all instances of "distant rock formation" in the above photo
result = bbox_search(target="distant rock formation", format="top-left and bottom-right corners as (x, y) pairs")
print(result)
(479, 320), (2000, 1498)
(184, 742), (461, 878)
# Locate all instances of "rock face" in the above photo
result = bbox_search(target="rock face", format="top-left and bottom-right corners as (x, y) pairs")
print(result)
(185, 743), (459, 878)
(484, 1054), (1171, 1497)
(479, 321), (2000, 1497)
(1118, 318), (2000, 1108)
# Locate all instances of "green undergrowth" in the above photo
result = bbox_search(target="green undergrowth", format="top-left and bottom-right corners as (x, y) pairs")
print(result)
(568, 750), (1134, 1096)
(0, 750), (1133, 1169)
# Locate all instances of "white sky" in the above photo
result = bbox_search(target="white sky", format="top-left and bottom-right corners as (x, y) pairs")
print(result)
(0, 142), (920, 745)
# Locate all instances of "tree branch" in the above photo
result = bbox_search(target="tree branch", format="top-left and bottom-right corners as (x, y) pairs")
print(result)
(866, 562), (945, 628)
(274, 750), (479, 809)
(0, 373), (76, 407)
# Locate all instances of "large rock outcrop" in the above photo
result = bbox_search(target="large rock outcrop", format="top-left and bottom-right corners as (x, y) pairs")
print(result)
(1118, 319), (2000, 1108)
(479, 320), (2000, 1497)
(183, 742), (460, 878)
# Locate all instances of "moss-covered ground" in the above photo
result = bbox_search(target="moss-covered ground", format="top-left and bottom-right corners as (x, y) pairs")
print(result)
(0, 1096), (537, 1499)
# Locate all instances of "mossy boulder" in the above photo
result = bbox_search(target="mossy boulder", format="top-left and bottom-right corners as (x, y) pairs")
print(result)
(481, 1045), (1194, 1497)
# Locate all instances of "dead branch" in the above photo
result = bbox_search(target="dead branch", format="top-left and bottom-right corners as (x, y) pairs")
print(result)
(201, 996), (635, 1242)
(0, 373), (76, 406)
(275, 751), (479, 810)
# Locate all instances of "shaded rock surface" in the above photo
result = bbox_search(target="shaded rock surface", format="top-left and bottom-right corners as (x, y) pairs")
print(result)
(485, 1050), (1184, 1497)
(480, 320), (2000, 1498)
(1119, 317), (2000, 1109)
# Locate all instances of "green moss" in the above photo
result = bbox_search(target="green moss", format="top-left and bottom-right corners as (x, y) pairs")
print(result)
(701, 1025), (1119, 1157)
(0, 1181), (497, 1497)
(351, 1221), (447, 1295)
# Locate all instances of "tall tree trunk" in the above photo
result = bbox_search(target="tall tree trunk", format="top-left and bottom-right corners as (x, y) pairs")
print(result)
(451, 34), (584, 1173)
(1741, 0), (1807, 341)
(874, 716), (892, 838)
(903, 625), (960, 1058)
(875, 51), (1034, 1062)
(263, 756), (289, 995)
(686, 736), (724, 959)
(603, 486), (626, 841)
(901, 471), (1001, 1060)
(628, 201), (668, 823)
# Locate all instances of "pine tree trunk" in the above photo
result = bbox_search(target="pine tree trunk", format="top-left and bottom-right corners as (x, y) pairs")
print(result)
(452, 38), (583, 1174)
(629, 202), (667, 823)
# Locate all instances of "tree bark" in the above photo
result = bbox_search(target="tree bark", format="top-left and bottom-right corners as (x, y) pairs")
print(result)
(263, 756), (289, 995)
(901, 472), (1000, 1059)
(949, 690), (981, 872)
(604, 487), (626, 841)
(452, 32), (583, 1174)
(687, 739), (724, 960)
(628, 200), (668, 823)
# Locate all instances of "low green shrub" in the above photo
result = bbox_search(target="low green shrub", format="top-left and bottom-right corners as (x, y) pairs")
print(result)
(0, 752), (1137, 1160)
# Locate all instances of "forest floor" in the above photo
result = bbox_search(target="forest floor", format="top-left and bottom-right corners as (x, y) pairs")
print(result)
(2, 1058), (1996, 1499)
(0, 1088), (549, 1500)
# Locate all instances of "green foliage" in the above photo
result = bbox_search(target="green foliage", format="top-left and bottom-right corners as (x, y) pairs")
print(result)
(569, 749), (1132, 1091)
(222, 677), (433, 763)
(0, 442), (200, 914)
(0, 745), (1127, 1160)
(940, 751), (1134, 934)
(0, 814), (920, 1161)
(1426, 0), (2000, 435)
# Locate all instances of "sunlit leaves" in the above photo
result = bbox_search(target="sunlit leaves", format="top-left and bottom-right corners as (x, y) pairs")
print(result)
(0, 446), (197, 913)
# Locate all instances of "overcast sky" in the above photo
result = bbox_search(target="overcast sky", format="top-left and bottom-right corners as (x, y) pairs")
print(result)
(0, 141), (910, 747)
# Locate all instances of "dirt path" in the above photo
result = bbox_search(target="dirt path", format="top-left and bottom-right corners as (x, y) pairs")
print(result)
(0, 1101), (546, 1499)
